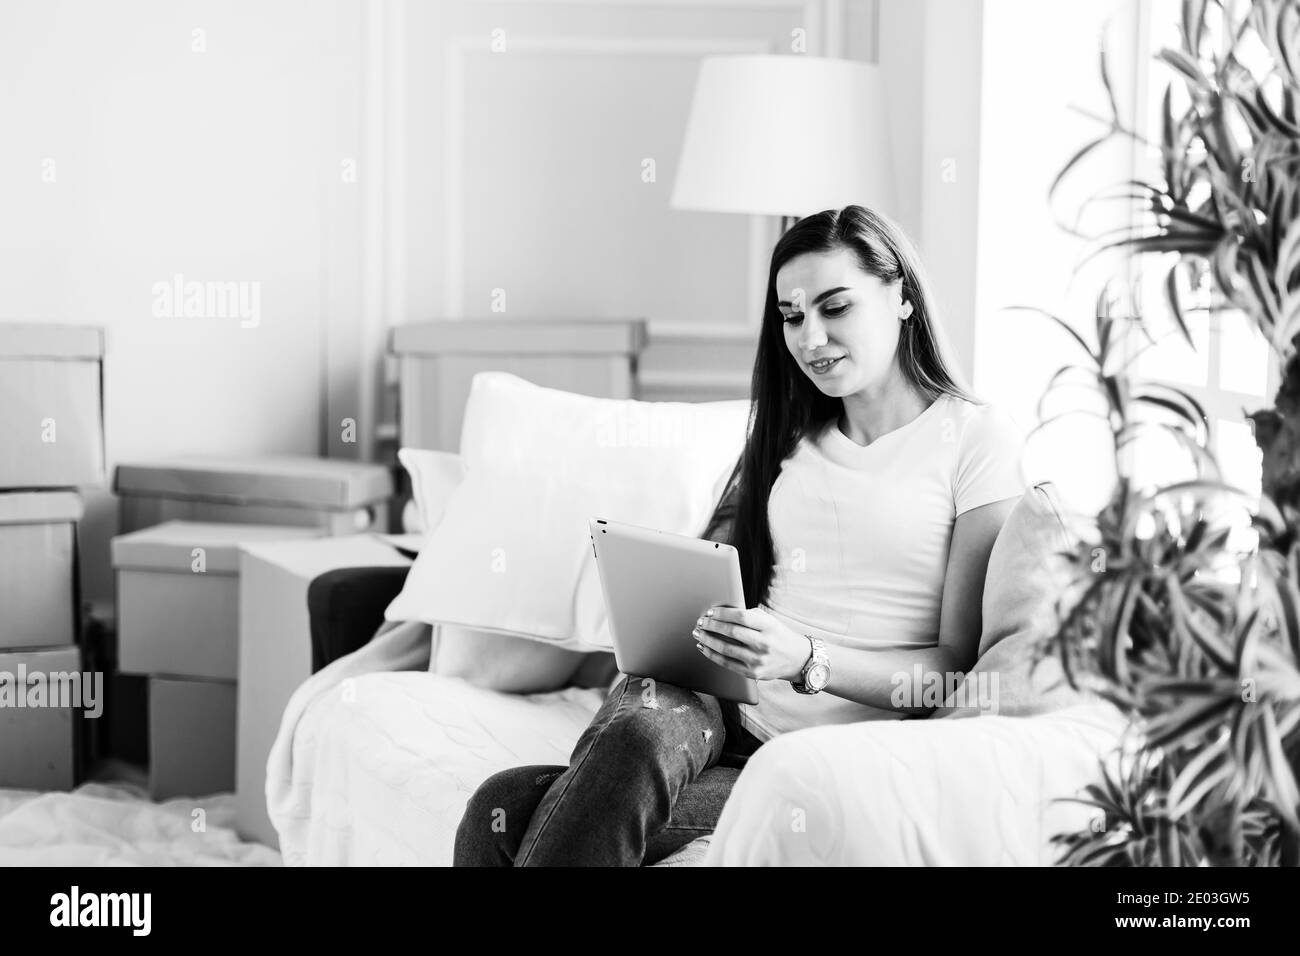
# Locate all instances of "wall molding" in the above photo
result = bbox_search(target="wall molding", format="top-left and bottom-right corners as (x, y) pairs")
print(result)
(441, 32), (774, 328)
(341, 0), (409, 461)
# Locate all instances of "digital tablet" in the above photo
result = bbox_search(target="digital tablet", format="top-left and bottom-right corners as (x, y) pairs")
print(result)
(589, 517), (759, 705)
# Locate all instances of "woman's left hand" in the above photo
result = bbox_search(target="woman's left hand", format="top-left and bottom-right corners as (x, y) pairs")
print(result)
(693, 606), (810, 683)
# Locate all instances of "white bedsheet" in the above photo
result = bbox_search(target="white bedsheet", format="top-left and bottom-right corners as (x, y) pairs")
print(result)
(266, 620), (607, 866)
(0, 783), (279, 866)
(704, 702), (1126, 866)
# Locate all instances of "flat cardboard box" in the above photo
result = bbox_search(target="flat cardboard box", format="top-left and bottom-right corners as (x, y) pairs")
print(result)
(390, 319), (646, 452)
(235, 534), (411, 847)
(113, 521), (323, 680)
(115, 456), (394, 536)
(0, 645), (84, 790)
(0, 323), (106, 488)
(0, 491), (82, 650)
(148, 676), (235, 800)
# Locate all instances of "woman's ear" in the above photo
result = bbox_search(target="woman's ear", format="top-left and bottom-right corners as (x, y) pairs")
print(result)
(900, 298), (914, 321)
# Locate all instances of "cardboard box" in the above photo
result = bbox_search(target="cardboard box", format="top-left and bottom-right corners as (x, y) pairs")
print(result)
(0, 645), (85, 790)
(148, 676), (235, 799)
(79, 609), (148, 768)
(0, 323), (106, 488)
(113, 521), (323, 680)
(114, 456), (394, 536)
(390, 319), (646, 452)
(0, 491), (82, 650)
(235, 535), (411, 847)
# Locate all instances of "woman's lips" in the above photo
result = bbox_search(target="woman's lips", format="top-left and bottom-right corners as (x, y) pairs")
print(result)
(809, 356), (844, 374)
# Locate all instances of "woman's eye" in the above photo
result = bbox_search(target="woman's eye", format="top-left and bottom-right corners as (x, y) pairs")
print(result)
(782, 314), (803, 325)
(824, 304), (848, 317)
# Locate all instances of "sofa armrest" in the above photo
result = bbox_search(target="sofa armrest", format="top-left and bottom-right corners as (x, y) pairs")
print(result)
(307, 566), (411, 672)
(704, 703), (1124, 866)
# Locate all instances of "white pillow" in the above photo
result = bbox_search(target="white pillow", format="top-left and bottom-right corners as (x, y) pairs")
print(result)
(396, 445), (596, 690)
(384, 372), (750, 652)
(397, 448), (466, 533)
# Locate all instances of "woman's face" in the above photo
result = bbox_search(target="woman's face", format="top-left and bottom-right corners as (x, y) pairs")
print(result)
(774, 247), (913, 399)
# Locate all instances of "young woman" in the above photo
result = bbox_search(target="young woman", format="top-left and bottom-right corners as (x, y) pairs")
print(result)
(454, 205), (1025, 866)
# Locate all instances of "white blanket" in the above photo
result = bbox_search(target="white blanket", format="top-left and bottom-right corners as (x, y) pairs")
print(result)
(265, 620), (607, 865)
(0, 782), (279, 866)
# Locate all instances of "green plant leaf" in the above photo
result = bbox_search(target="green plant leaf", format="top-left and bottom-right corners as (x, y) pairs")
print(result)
(1157, 46), (1214, 91)
(1005, 306), (1098, 359)
(1166, 579), (1237, 673)
(1100, 42), (1122, 127)
(1165, 261), (1197, 347)
(1181, 0), (1208, 59)
(1260, 706), (1300, 829)
(1050, 134), (1114, 235)
(1277, 550), (1300, 662)
(1148, 695), (1237, 750)
(1132, 383), (1210, 434)
(1168, 733), (1232, 818)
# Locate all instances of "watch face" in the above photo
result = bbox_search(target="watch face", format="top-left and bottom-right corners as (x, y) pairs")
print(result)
(807, 663), (830, 689)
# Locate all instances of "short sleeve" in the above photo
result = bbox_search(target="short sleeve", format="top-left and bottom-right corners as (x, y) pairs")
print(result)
(952, 404), (1026, 517)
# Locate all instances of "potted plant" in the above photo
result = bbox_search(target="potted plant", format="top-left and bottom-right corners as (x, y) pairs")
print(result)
(1034, 0), (1300, 865)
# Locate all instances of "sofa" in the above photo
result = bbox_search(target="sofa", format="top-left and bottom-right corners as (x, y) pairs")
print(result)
(266, 453), (1126, 865)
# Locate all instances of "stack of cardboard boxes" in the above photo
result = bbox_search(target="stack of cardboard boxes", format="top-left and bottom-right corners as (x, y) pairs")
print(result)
(0, 320), (397, 803)
(0, 323), (106, 790)
(109, 458), (394, 799)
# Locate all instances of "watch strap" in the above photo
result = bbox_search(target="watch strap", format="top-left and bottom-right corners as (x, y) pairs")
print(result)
(793, 635), (828, 694)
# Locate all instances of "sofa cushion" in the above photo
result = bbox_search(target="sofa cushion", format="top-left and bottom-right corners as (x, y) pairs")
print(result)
(384, 372), (750, 652)
(936, 481), (1090, 718)
(432, 627), (596, 693)
(398, 448), (465, 533)
(390, 446), (591, 692)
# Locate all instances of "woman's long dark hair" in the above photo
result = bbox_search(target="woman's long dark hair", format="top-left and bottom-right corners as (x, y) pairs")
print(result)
(704, 205), (981, 608)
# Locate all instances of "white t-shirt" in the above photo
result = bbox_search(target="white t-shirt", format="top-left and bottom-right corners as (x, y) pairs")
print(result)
(738, 393), (1026, 741)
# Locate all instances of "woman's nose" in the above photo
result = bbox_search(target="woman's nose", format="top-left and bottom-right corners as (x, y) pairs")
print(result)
(799, 315), (828, 351)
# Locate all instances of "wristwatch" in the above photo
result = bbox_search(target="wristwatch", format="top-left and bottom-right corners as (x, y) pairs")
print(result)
(792, 636), (830, 694)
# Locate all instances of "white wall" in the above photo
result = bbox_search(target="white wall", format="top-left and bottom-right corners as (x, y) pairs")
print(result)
(879, 0), (985, 389)
(396, 0), (882, 403)
(2, 0), (1132, 604)
(0, 0), (895, 606)
(973, 0), (1142, 512)
(0, 0), (367, 605)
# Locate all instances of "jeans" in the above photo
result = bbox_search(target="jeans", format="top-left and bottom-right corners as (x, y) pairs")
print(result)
(454, 674), (764, 866)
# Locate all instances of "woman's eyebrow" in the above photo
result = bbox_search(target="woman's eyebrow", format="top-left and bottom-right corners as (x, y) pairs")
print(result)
(777, 286), (850, 308)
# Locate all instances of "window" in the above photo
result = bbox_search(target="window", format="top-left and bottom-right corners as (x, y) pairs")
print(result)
(1129, 0), (1279, 501)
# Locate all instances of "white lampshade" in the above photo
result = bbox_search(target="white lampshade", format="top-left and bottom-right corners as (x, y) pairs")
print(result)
(670, 55), (895, 219)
